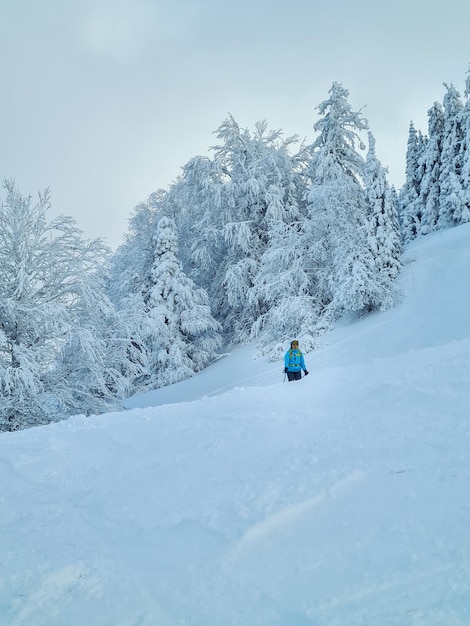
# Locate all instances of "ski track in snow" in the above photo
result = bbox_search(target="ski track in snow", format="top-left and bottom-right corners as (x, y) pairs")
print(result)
(234, 469), (366, 551)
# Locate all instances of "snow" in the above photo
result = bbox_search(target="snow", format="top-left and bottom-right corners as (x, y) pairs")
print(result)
(1, 225), (470, 625)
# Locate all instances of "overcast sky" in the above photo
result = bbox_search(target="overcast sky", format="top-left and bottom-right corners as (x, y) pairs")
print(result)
(1, 0), (469, 249)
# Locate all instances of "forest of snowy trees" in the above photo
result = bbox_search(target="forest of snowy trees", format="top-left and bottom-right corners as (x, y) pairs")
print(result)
(400, 74), (470, 240)
(1, 68), (469, 431)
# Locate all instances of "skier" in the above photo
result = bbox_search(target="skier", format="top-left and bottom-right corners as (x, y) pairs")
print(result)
(284, 340), (309, 382)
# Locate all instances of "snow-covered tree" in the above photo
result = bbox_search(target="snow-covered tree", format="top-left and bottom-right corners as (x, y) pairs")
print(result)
(211, 116), (304, 341)
(305, 83), (396, 319)
(108, 190), (168, 308)
(460, 67), (470, 222)
(0, 180), (121, 430)
(390, 186), (401, 240)
(418, 102), (444, 235)
(169, 156), (228, 315)
(364, 131), (402, 282)
(108, 191), (224, 391)
(51, 265), (131, 416)
(139, 216), (222, 389)
(437, 84), (466, 228)
(106, 198), (159, 391)
(399, 123), (427, 243)
(249, 218), (320, 355)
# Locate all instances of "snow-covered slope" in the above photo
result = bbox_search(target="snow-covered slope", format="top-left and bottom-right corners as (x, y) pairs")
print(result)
(1, 225), (470, 626)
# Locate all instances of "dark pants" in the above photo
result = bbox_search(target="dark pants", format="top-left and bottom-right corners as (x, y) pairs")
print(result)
(287, 370), (302, 382)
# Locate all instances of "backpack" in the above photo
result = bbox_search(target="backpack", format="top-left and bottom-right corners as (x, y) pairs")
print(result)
(288, 349), (302, 364)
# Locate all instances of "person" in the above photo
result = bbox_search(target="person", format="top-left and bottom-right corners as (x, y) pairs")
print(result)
(284, 340), (309, 381)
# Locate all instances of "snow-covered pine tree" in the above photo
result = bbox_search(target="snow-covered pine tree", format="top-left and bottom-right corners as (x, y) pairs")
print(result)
(106, 194), (163, 392)
(305, 83), (395, 319)
(364, 132), (402, 285)
(107, 191), (213, 392)
(418, 102), (444, 235)
(108, 190), (167, 308)
(0, 181), (120, 430)
(390, 186), (402, 239)
(399, 123), (427, 243)
(437, 83), (466, 228)
(143, 216), (222, 388)
(460, 67), (470, 223)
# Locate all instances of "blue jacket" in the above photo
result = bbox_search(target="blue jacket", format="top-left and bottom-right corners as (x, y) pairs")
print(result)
(284, 348), (306, 372)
